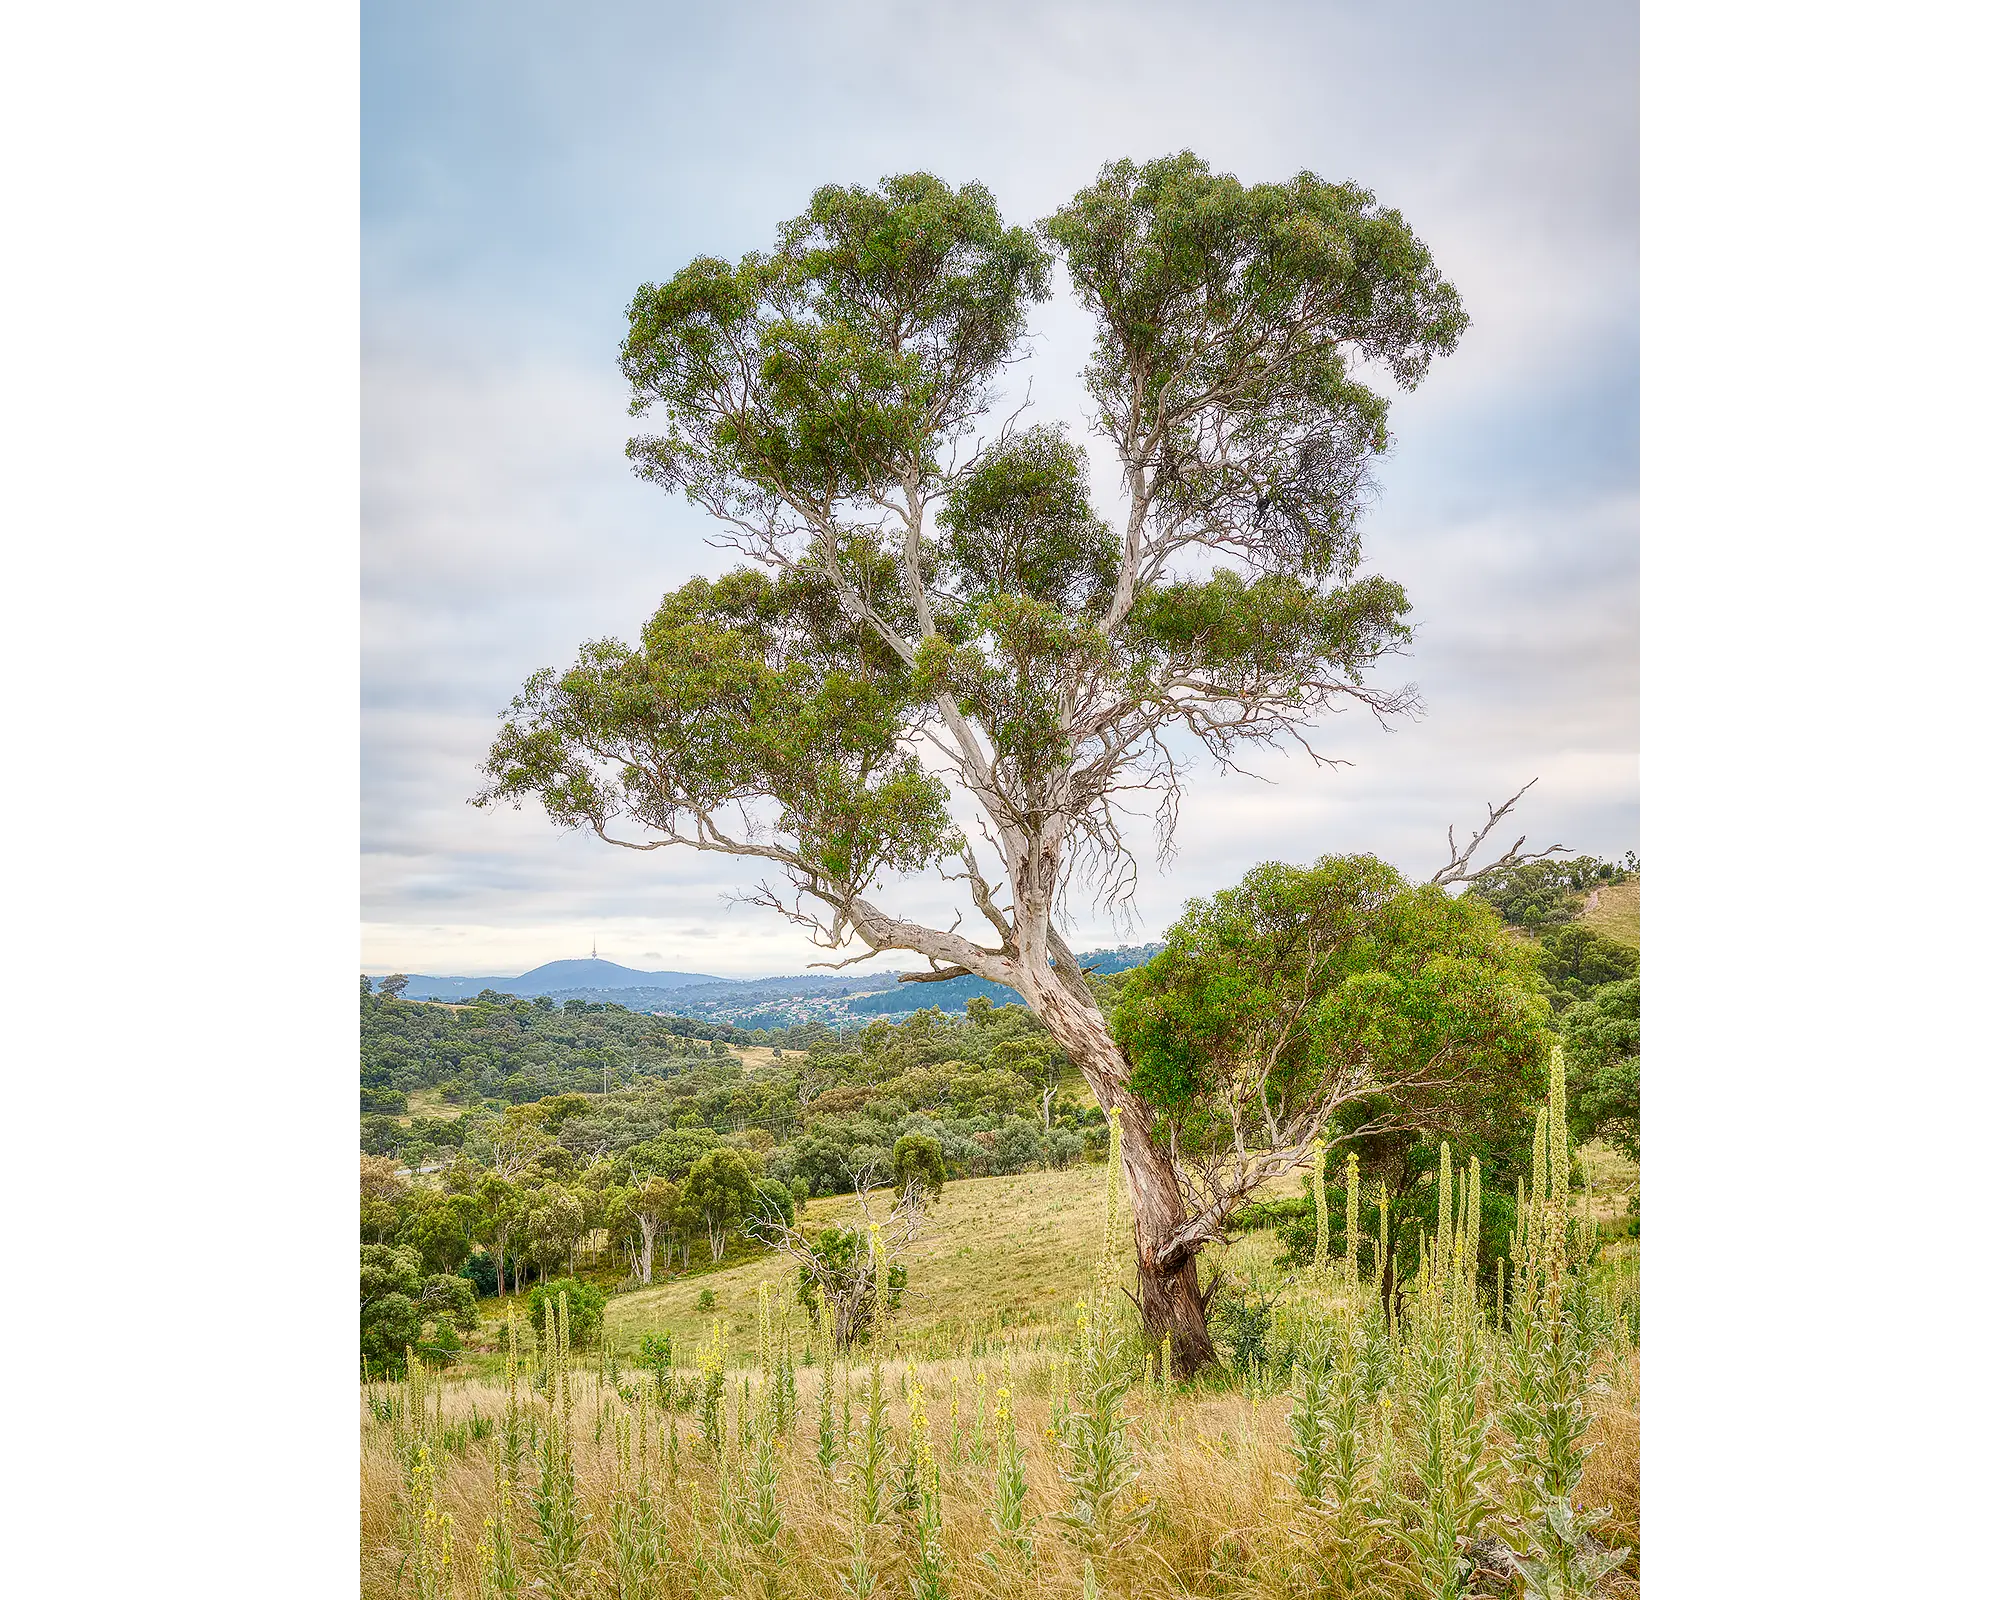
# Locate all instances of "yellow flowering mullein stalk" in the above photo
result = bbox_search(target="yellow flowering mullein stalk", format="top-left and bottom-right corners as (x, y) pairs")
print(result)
(949, 1372), (964, 1465)
(608, 1408), (669, 1593)
(1377, 1181), (1394, 1328)
(407, 1441), (454, 1600)
(908, 1379), (948, 1600)
(1494, 1046), (1631, 1597)
(1324, 1314), (1374, 1595)
(757, 1282), (774, 1402)
(1311, 1138), (1330, 1274)
(855, 1354), (890, 1526)
(984, 1383), (1032, 1570)
(1286, 1339), (1337, 1506)
(697, 1317), (726, 1457)
(1098, 1106), (1124, 1301)
(1345, 1151), (1362, 1296)
(1053, 1297), (1144, 1561)
(867, 1221), (885, 1331)
(816, 1350), (841, 1471)
(778, 1319), (798, 1436)
(743, 1377), (784, 1551)
(1387, 1145), (1496, 1600)
(501, 1312), (524, 1476)
(529, 1294), (585, 1588)
(477, 1448), (523, 1599)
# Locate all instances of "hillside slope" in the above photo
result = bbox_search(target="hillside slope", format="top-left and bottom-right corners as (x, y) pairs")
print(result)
(1578, 878), (1641, 948)
(600, 1161), (1303, 1359)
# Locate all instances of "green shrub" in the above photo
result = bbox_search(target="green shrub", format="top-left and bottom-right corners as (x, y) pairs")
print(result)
(891, 1133), (947, 1198)
(1211, 1284), (1277, 1371)
(525, 1277), (606, 1346)
(360, 1292), (424, 1376)
(459, 1250), (500, 1297)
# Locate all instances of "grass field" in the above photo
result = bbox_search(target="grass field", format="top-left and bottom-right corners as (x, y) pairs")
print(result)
(401, 1087), (467, 1124)
(596, 1163), (1303, 1363)
(366, 1135), (1638, 1598)
(1580, 879), (1641, 948)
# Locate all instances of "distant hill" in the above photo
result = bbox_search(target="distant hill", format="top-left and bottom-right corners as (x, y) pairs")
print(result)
(1577, 880), (1641, 949)
(395, 959), (728, 1002)
(507, 959), (726, 994)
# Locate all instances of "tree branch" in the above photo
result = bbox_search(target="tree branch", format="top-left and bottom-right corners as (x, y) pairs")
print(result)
(1429, 779), (1570, 887)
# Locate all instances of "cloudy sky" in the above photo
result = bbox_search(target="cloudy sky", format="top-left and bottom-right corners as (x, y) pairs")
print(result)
(361, 0), (1637, 980)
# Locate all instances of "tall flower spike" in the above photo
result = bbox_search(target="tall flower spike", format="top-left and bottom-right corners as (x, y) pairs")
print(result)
(1464, 1155), (1481, 1281)
(1100, 1104), (1125, 1301)
(1378, 1182), (1392, 1303)
(1345, 1151), (1362, 1290)
(1548, 1044), (1569, 1201)
(1531, 1107), (1549, 1212)
(1436, 1142), (1453, 1277)
(1311, 1138), (1330, 1273)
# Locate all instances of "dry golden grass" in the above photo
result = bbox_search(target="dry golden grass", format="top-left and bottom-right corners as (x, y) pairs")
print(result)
(731, 1045), (786, 1070)
(378, 1159), (1636, 1598)
(360, 1332), (1640, 1598)
(1579, 1140), (1639, 1220)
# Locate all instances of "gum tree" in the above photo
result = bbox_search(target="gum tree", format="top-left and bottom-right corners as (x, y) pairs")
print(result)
(479, 154), (1483, 1371)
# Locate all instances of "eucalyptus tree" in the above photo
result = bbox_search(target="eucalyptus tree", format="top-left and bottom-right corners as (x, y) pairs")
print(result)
(480, 154), (1488, 1371)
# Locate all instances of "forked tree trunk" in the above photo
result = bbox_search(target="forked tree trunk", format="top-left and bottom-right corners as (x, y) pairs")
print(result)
(1024, 974), (1222, 1376)
(1124, 1129), (1222, 1376)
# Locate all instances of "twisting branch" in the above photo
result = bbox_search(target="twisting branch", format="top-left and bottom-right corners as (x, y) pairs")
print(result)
(744, 1168), (924, 1352)
(1429, 779), (1570, 887)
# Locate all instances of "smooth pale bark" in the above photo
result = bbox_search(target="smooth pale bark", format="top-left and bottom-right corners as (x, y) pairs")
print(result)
(637, 1215), (657, 1285)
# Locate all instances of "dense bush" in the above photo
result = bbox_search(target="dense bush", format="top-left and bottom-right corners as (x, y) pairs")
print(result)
(524, 1277), (607, 1346)
(1536, 925), (1639, 1011)
(459, 1250), (501, 1297)
(360, 1243), (478, 1376)
(1233, 1196), (1311, 1232)
(1564, 977), (1640, 1158)
(891, 1133), (947, 1197)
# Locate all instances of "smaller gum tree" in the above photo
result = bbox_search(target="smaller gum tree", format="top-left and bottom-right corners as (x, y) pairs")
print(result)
(1111, 854), (1550, 1311)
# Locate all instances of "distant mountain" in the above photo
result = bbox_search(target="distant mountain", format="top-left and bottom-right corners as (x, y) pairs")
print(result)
(394, 959), (728, 1002)
(507, 959), (726, 994)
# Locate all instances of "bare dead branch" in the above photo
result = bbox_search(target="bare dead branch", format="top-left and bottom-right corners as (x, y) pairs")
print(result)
(1429, 778), (1571, 887)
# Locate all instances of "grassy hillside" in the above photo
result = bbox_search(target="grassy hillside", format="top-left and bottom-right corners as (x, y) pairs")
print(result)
(367, 1134), (1638, 1600)
(1579, 878), (1641, 948)
(600, 1161), (1303, 1361)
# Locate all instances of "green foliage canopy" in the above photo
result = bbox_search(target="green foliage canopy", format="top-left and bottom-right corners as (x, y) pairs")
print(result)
(1560, 976), (1640, 1160)
(1113, 855), (1548, 1248)
(1537, 925), (1640, 1012)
